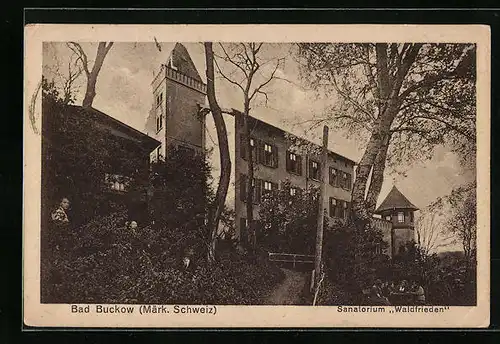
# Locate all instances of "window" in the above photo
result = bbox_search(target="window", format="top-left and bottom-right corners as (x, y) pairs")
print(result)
(156, 112), (163, 132)
(329, 198), (349, 219)
(290, 187), (297, 196)
(329, 167), (338, 186)
(385, 215), (391, 221)
(329, 198), (337, 218)
(286, 151), (302, 175)
(263, 143), (278, 168)
(240, 174), (262, 203)
(375, 243), (382, 255)
(309, 160), (320, 180)
(341, 172), (349, 190)
(240, 135), (258, 162)
(398, 212), (405, 223)
(156, 92), (163, 108)
(409, 211), (414, 223)
(263, 180), (273, 193)
(104, 173), (130, 192)
(156, 145), (162, 161)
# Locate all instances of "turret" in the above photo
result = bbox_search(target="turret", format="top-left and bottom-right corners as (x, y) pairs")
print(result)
(375, 186), (419, 256)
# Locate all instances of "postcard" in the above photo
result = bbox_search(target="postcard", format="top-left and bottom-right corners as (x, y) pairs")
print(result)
(23, 23), (490, 328)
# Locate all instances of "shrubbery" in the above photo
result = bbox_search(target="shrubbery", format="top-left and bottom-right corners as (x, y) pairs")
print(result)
(41, 210), (284, 305)
(315, 276), (355, 306)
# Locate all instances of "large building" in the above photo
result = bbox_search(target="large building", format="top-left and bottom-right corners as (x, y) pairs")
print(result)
(142, 43), (418, 258)
(234, 113), (356, 246)
(145, 43), (207, 160)
(373, 186), (419, 258)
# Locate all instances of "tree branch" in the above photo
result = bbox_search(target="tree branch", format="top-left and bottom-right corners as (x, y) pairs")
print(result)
(249, 58), (282, 101)
(67, 42), (90, 76)
(213, 54), (245, 93)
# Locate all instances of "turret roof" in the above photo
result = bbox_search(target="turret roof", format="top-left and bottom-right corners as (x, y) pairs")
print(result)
(374, 186), (419, 213)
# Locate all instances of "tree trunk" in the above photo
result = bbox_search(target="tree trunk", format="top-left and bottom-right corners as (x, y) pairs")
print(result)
(244, 99), (256, 250)
(350, 127), (385, 223)
(82, 42), (113, 108)
(204, 42), (231, 262)
(351, 45), (422, 223)
(365, 132), (391, 213)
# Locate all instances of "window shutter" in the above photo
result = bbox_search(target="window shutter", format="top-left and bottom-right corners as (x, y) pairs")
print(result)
(257, 139), (264, 164)
(240, 174), (247, 201)
(273, 144), (279, 168)
(286, 151), (291, 172)
(328, 167), (333, 185)
(240, 134), (247, 160)
(252, 139), (259, 164)
(272, 181), (278, 192)
(297, 155), (303, 175)
(240, 218), (247, 244)
(254, 179), (262, 203)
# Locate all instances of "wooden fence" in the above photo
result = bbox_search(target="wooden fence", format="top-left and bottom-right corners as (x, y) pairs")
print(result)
(268, 252), (314, 268)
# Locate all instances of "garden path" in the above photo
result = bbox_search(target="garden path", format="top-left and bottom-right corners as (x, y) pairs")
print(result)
(264, 268), (308, 305)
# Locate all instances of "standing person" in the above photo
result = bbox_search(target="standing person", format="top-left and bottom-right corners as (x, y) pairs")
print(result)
(50, 197), (71, 253)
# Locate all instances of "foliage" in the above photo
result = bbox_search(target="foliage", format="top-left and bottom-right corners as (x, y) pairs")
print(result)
(258, 180), (318, 254)
(315, 275), (356, 306)
(42, 81), (147, 227)
(323, 221), (390, 294)
(297, 43), (476, 176)
(391, 242), (476, 305)
(41, 211), (284, 304)
(146, 146), (213, 258)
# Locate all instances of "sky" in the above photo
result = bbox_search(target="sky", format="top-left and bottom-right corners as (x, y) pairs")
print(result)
(42, 42), (474, 251)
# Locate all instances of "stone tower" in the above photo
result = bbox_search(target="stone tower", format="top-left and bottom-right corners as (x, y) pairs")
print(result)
(374, 186), (419, 257)
(146, 43), (207, 160)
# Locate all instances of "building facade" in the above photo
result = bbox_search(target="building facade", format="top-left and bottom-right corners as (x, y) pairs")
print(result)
(41, 100), (161, 227)
(145, 43), (207, 161)
(234, 113), (356, 246)
(373, 186), (419, 258)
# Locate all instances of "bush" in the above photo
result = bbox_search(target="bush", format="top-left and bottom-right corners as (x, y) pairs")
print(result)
(41, 211), (284, 304)
(315, 275), (355, 306)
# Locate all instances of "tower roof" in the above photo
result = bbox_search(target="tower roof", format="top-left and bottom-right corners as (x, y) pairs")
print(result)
(166, 43), (203, 82)
(375, 186), (419, 213)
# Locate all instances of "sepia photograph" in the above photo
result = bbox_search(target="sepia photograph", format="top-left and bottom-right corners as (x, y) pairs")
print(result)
(23, 24), (490, 327)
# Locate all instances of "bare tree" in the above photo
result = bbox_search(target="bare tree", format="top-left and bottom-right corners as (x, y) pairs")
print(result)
(416, 209), (456, 256)
(203, 42), (231, 262)
(298, 43), (476, 224)
(446, 183), (477, 273)
(214, 43), (284, 249)
(67, 42), (114, 108)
